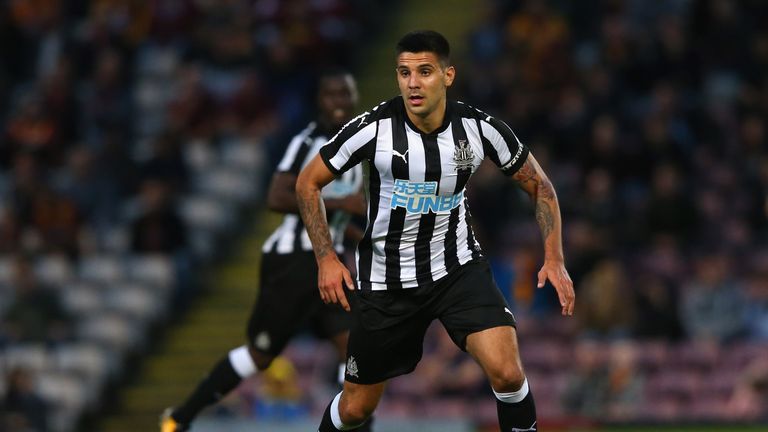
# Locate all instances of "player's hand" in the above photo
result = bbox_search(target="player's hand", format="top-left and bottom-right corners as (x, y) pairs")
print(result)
(537, 259), (575, 316)
(317, 254), (355, 312)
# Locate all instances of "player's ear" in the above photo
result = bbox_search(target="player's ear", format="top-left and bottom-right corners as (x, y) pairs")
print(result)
(444, 65), (455, 87)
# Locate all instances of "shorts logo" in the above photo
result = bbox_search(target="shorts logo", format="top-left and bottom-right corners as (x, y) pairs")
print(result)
(454, 139), (474, 171)
(346, 356), (359, 378)
(504, 307), (514, 316)
(390, 179), (464, 214)
(254, 332), (271, 350)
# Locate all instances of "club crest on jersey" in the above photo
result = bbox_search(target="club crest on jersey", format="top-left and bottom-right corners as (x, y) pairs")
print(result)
(454, 140), (474, 171)
(346, 356), (359, 378)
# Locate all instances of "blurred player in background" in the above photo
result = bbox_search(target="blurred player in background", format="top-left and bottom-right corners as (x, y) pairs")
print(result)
(161, 69), (370, 432)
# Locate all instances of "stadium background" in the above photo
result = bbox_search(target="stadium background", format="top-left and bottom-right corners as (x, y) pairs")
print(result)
(0, 0), (766, 431)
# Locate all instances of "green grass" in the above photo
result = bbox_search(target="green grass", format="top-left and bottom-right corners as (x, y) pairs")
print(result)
(569, 427), (767, 432)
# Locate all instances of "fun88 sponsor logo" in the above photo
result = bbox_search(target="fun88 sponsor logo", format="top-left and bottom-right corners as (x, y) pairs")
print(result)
(390, 179), (464, 214)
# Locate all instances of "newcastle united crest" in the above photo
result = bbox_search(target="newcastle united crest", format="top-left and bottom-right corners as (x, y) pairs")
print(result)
(454, 140), (474, 171)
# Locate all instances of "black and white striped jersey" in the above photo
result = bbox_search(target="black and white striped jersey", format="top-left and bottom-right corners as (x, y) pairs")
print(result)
(263, 122), (363, 255)
(320, 97), (529, 290)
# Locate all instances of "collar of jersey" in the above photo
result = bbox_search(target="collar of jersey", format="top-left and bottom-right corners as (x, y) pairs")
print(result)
(398, 96), (453, 136)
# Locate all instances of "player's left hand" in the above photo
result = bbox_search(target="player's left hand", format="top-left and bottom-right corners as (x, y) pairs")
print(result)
(537, 259), (575, 316)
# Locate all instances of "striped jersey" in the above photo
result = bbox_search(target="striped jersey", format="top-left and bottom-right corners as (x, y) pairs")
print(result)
(320, 97), (529, 290)
(263, 122), (363, 254)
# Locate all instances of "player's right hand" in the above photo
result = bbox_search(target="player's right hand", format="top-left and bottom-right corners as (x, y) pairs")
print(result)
(317, 254), (355, 312)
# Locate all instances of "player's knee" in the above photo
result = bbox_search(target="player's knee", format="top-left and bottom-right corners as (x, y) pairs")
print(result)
(488, 365), (526, 393)
(339, 397), (375, 425)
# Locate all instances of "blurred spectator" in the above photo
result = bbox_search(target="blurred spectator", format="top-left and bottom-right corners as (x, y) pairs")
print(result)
(727, 357), (768, 421)
(602, 342), (644, 421)
(80, 49), (131, 145)
(0, 207), (22, 254)
(28, 184), (82, 257)
(138, 130), (189, 192)
(129, 179), (186, 254)
(93, 131), (139, 200)
(8, 153), (44, 229)
(54, 146), (116, 227)
(743, 253), (768, 341)
(166, 64), (216, 139)
(643, 163), (697, 243)
(4, 92), (61, 167)
(632, 275), (684, 341)
(680, 252), (747, 343)
(562, 339), (607, 418)
(575, 258), (634, 338)
(40, 57), (79, 146)
(1, 367), (51, 432)
(0, 255), (71, 345)
(562, 340), (644, 421)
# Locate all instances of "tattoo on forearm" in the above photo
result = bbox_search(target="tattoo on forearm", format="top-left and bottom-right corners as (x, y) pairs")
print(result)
(535, 178), (557, 240)
(297, 191), (334, 258)
(536, 198), (555, 239)
(513, 159), (558, 241)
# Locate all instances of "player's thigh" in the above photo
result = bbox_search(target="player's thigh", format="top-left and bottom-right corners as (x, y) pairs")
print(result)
(436, 260), (517, 351)
(246, 252), (319, 356)
(465, 325), (524, 386)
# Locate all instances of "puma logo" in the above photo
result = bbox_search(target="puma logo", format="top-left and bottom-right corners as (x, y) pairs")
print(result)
(392, 149), (409, 164)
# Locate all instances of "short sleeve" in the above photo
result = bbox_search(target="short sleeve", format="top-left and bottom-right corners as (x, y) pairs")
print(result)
(319, 112), (377, 176)
(479, 116), (529, 176)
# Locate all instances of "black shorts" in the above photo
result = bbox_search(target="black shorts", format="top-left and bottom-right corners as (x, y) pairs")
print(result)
(246, 251), (350, 357)
(344, 259), (516, 384)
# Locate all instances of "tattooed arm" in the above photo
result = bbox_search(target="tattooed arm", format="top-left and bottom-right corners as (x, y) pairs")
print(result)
(510, 153), (575, 316)
(296, 155), (355, 311)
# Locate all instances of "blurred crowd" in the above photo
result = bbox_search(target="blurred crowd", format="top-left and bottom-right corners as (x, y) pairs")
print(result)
(0, 0), (386, 430)
(452, 0), (768, 424)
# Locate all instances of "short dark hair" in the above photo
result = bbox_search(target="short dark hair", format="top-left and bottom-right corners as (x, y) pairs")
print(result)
(312, 66), (353, 96)
(396, 30), (450, 66)
(318, 66), (352, 83)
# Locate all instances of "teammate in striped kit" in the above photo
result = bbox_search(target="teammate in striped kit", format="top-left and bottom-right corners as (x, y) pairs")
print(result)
(161, 69), (370, 432)
(296, 31), (575, 432)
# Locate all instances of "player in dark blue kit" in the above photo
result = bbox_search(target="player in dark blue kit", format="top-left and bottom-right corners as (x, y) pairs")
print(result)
(296, 31), (575, 432)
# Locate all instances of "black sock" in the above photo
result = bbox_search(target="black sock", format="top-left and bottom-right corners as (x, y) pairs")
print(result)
(318, 400), (341, 432)
(172, 354), (244, 424)
(497, 389), (537, 431)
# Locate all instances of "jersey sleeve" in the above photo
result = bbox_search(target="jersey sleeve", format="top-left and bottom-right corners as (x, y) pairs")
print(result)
(479, 116), (529, 176)
(319, 112), (376, 176)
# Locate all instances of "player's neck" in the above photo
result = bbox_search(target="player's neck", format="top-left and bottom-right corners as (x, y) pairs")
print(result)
(406, 98), (447, 134)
